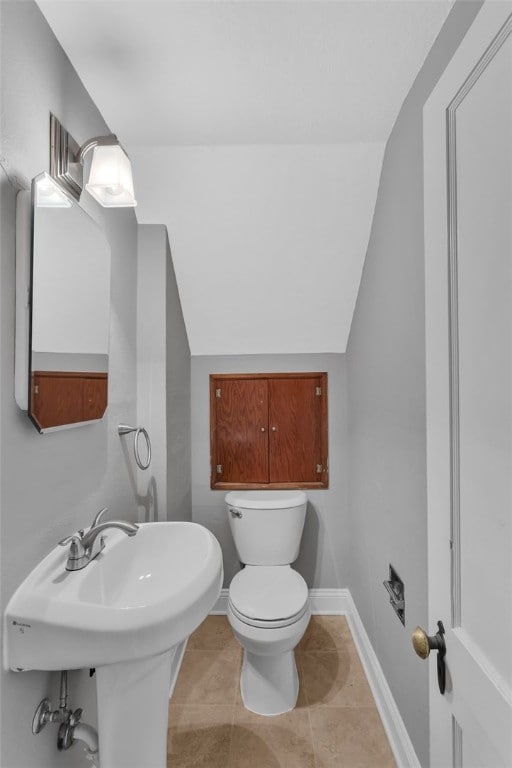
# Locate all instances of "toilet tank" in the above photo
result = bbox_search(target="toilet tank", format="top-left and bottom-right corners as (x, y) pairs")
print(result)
(225, 490), (307, 566)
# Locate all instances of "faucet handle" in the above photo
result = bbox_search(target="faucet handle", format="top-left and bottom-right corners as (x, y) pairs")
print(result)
(90, 507), (108, 529)
(58, 533), (88, 571)
(58, 533), (86, 561)
(58, 527), (84, 545)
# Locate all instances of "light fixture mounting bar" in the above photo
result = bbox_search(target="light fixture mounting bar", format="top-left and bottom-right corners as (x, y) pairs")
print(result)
(49, 113), (82, 201)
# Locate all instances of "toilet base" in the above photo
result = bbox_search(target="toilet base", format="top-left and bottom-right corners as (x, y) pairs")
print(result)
(240, 649), (299, 716)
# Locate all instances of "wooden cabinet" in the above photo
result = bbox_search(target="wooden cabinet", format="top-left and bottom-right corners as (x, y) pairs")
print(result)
(210, 372), (328, 489)
(31, 371), (108, 431)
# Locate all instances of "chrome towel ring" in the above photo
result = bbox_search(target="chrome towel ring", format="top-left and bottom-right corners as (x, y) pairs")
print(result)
(118, 424), (152, 470)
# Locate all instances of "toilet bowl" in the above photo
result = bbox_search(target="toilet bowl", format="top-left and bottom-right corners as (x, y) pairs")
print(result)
(225, 491), (310, 716)
(228, 564), (310, 716)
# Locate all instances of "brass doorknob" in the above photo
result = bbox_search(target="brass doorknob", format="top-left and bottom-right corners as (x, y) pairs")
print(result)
(412, 627), (432, 659)
(412, 622), (446, 659)
(412, 621), (447, 695)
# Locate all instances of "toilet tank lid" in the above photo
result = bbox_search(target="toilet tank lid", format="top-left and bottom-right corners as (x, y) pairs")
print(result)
(225, 490), (307, 510)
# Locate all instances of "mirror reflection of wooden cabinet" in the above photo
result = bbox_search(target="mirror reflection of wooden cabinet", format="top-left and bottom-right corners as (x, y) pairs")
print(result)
(210, 372), (328, 489)
(15, 172), (111, 434)
(31, 371), (107, 431)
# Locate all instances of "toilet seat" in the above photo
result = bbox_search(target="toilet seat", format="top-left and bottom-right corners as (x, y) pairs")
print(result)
(229, 600), (309, 629)
(228, 566), (309, 628)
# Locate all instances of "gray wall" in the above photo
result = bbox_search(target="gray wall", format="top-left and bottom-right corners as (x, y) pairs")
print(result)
(136, 225), (191, 524)
(137, 225), (169, 521)
(191, 354), (348, 588)
(0, 5), (137, 767)
(165, 233), (192, 523)
(345, 2), (483, 765)
(0, 3), (191, 766)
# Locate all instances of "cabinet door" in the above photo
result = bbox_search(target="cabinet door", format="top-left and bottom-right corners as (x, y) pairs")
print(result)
(212, 377), (269, 484)
(31, 372), (108, 431)
(83, 376), (108, 421)
(31, 373), (84, 430)
(269, 376), (324, 483)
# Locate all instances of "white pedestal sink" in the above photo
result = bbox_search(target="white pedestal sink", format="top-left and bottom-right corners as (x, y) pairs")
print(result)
(3, 522), (223, 768)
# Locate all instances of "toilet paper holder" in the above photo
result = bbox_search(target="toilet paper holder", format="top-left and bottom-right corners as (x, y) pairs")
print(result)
(383, 564), (405, 625)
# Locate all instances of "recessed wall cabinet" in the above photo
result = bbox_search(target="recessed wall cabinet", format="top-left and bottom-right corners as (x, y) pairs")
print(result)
(210, 373), (328, 490)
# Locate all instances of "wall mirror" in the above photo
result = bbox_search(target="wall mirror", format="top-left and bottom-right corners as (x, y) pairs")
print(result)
(15, 172), (111, 433)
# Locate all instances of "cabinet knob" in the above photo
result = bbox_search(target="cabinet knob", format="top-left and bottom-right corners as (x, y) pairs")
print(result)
(260, 427), (265, 432)
(271, 426), (277, 432)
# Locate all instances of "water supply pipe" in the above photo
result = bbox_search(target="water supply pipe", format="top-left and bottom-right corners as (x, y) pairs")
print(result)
(32, 670), (99, 765)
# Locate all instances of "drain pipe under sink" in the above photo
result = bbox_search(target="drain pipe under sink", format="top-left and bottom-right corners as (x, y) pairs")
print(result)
(70, 721), (100, 765)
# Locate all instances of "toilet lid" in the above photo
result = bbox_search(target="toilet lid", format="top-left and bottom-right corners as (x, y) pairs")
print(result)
(229, 566), (308, 622)
(229, 599), (310, 629)
(225, 490), (307, 510)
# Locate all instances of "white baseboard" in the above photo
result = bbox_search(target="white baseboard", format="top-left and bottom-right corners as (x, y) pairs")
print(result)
(211, 587), (352, 615)
(343, 592), (422, 768)
(308, 587), (351, 614)
(210, 588), (229, 614)
(211, 587), (420, 768)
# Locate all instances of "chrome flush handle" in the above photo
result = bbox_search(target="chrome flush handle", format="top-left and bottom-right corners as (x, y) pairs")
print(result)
(230, 508), (242, 519)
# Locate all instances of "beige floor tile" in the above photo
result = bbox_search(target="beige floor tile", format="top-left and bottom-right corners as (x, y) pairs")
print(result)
(229, 707), (316, 768)
(167, 704), (234, 768)
(309, 707), (396, 768)
(172, 649), (241, 706)
(295, 658), (313, 709)
(298, 615), (353, 654)
(300, 650), (375, 708)
(187, 615), (239, 651)
(169, 618), (395, 768)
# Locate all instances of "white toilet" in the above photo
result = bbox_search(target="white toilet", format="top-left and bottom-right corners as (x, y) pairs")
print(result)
(225, 490), (311, 717)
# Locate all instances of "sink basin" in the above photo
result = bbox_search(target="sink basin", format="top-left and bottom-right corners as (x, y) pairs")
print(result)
(4, 521), (223, 671)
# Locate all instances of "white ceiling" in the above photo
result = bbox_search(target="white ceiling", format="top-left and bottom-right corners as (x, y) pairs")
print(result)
(37, 0), (454, 354)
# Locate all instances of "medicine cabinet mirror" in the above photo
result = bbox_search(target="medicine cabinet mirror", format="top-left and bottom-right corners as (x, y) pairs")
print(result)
(15, 172), (111, 433)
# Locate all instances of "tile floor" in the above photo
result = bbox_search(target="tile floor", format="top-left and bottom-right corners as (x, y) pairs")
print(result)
(167, 615), (396, 768)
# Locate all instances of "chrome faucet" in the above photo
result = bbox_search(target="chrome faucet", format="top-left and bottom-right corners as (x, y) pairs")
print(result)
(59, 507), (139, 571)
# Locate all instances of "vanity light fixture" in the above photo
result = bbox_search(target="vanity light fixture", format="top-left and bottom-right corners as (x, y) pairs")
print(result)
(49, 113), (137, 208)
(35, 172), (72, 208)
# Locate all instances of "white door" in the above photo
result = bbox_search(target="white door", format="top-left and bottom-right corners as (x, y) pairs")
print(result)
(423, 2), (512, 766)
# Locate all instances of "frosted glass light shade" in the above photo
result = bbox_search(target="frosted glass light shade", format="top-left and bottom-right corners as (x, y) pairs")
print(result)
(85, 145), (137, 207)
(36, 173), (72, 208)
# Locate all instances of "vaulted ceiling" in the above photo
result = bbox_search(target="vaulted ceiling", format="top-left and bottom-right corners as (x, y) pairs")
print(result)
(37, 0), (453, 354)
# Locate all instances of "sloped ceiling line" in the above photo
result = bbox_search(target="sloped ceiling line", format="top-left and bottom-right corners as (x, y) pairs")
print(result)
(36, 0), (454, 354)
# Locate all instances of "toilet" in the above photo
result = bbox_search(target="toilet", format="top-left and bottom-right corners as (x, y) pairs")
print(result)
(225, 490), (311, 716)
